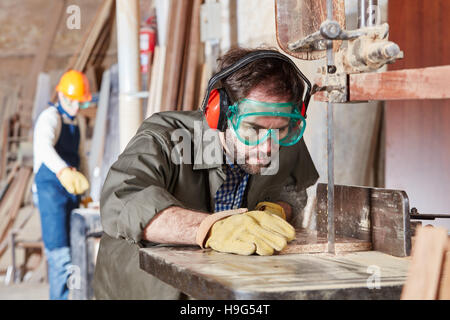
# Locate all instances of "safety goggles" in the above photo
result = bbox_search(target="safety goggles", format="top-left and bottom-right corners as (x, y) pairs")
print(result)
(62, 95), (91, 109)
(227, 99), (306, 147)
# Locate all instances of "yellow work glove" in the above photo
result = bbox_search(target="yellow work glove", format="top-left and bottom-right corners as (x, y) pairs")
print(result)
(57, 167), (89, 195)
(255, 201), (286, 220)
(205, 210), (296, 256)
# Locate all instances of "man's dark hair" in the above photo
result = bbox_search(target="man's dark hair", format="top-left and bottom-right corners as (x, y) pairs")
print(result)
(217, 47), (305, 105)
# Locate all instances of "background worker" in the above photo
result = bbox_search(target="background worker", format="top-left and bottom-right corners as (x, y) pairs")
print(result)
(33, 70), (91, 300)
(94, 48), (319, 299)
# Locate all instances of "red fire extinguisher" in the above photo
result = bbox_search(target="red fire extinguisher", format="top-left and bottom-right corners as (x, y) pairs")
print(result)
(140, 17), (156, 74)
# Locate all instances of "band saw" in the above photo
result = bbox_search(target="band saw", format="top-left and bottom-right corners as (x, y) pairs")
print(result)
(138, 0), (450, 299)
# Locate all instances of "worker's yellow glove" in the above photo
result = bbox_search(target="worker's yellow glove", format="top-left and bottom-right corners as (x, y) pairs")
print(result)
(57, 167), (89, 195)
(204, 210), (296, 256)
(244, 210), (295, 241)
(255, 201), (286, 220)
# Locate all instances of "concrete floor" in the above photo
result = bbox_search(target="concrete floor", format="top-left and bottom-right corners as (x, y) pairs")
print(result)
(0, 282), (49, 300)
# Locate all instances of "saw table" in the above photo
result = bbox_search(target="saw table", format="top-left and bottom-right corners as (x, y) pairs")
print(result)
(139, 183), (414, 300)
(139, 246), (410, 300)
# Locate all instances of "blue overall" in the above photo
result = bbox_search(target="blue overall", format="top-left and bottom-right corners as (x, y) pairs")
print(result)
(35, 104), (80, 300)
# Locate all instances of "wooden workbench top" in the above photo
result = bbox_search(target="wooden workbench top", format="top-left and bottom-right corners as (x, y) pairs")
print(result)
(139, 246), (410, 300)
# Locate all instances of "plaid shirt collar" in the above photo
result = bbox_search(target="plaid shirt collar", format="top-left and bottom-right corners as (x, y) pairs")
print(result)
(213, 155), (250, 212)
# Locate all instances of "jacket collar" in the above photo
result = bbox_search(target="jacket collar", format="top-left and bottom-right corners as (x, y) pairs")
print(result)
(192, 116), (224, 170)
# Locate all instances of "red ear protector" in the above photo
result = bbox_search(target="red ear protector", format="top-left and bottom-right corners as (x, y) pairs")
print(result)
(201, 50), (312, 131)
(204, 88), (232, 132)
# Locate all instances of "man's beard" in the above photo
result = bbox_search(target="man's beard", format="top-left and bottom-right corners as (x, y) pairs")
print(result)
(230, 150), (273, 175)
(239, 162), (268, 175)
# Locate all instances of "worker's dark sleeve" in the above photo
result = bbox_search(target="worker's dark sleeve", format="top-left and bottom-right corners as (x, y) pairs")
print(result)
(100, 129), (185, 244)
(292, 139), (319, 191)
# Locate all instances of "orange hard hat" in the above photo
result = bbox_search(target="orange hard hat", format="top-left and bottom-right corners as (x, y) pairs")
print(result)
(56, 70), (92, 102)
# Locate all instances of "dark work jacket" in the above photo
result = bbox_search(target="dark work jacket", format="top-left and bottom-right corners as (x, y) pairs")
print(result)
(93, 110), (319, 299)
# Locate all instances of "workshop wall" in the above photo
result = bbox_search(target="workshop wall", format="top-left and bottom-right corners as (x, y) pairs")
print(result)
(0, 0), (161, 100)
(0, 0), (113, 90)
(386, 0), (450, 230)
(235, 0), (387, 188)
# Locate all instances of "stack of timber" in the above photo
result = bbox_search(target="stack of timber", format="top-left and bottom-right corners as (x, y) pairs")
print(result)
(146, 0), (205, 117)
(0, 87), (29, 182)
(0, 166), (35, 280)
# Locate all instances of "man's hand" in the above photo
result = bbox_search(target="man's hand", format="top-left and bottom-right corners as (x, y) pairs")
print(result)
(255, 201), (293, 221)
(57, 167), (89, 195)
(203, 210), (296, 256)
(143, 205), (296, 256)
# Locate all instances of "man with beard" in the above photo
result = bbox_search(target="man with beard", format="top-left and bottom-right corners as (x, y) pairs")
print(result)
(94, 48), (319, 299)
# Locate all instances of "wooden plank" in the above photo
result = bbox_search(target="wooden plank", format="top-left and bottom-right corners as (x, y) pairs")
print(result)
(0, 161), (20, 201)
(401, 226), (448, 300)
(146, 46), (160, 118)
(88, 12), (115, 69)
(176, 0), (194, 111)
(21, 0), (66, 125)
(0, 167), (32, 244)
(182, 0), (202, 111)
(146, 46), (162, 118)
(438, 239), (450, 299)
(88, 70), (111, 202)
(146, 1), (172, 117)
(97, 65), (121, 203)
(0, 167), (33, 259)
(197, 63), (210, 110)
(228, 0), (238, 48)
(280, 229), (371, 254)
(0, 95), (9, 179)
(161, 0), (192, 111)
(0, 174), (20, 233)
(71, 0), (114, 72)
(0, 119), (10, 180)
(349, 65), (450, 102)
(10, 115), (21, 155)
(84, 67), (98, 94)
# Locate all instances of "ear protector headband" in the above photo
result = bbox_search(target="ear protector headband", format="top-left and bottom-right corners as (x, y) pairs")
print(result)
(201, 50), (312, 132)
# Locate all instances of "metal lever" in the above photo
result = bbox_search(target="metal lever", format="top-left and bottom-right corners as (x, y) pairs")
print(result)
(288, 20), (375, 52)
(410, 207), (450, 220)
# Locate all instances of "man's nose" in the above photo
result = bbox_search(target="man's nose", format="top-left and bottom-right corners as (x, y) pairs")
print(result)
(259, 135), (272, 154)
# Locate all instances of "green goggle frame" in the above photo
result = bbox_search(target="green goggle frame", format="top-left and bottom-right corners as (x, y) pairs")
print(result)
(227, 99), (307, 147)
